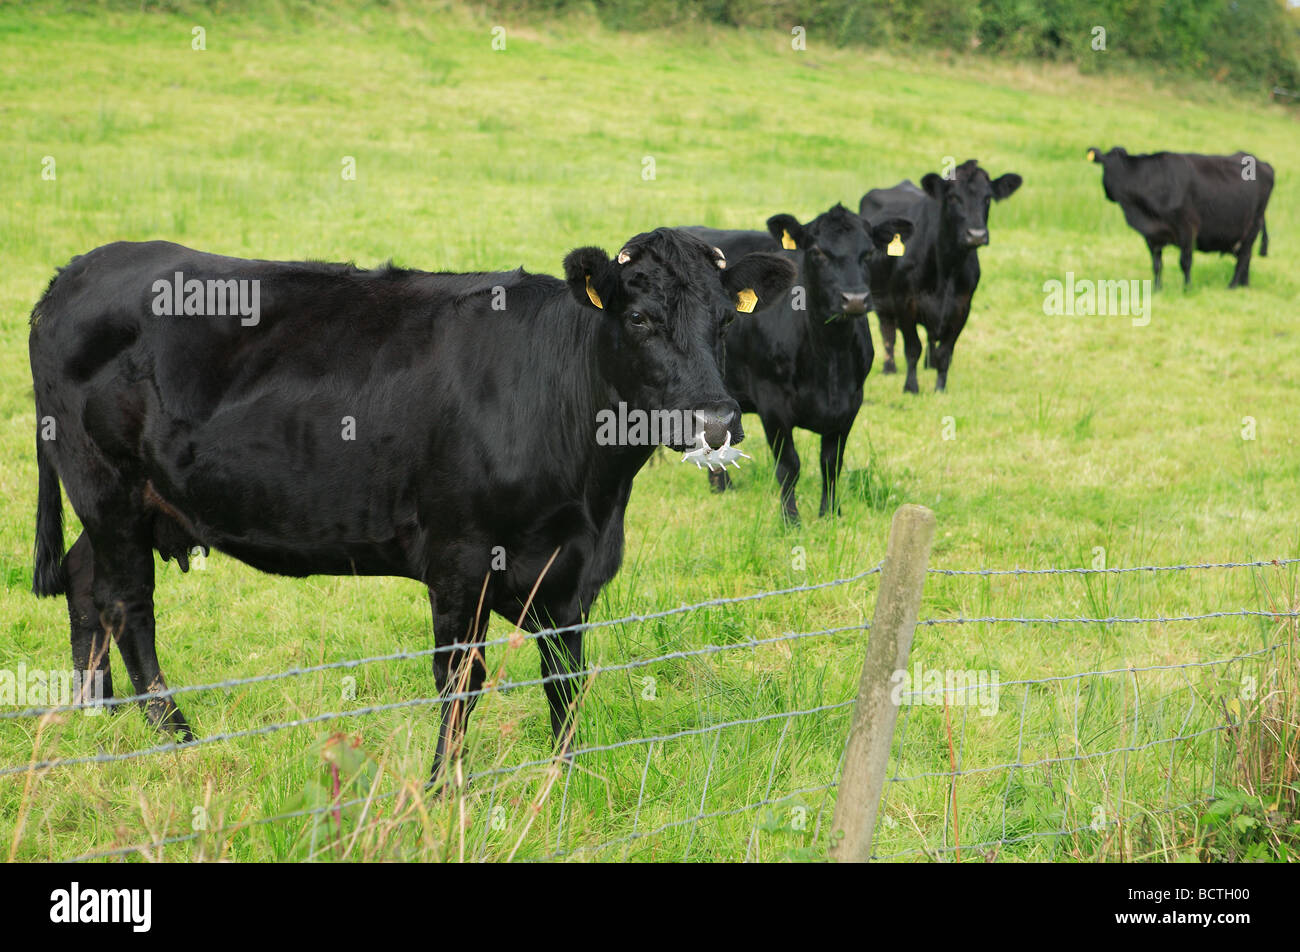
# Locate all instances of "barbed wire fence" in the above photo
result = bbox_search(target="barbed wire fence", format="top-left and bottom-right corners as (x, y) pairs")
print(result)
(3, 507), (1297, 862)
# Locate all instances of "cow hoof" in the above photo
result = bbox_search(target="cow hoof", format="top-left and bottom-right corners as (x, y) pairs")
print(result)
(144, 699), (193, 740)
(882, 360), (897, 375)
(426, 765), (458, 798)
(904, 383), (919, 395)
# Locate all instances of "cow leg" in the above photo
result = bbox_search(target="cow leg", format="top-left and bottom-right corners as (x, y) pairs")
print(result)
(429, 585), (489, 783)
(537, 627), (585, 758)
(708, 467), (732, 493)
(879, 315), (898, 374)
(1229, 241), (1254, 289)
(90, 521), (191, 737)
(1146, 239), (1164, 290)
(933, 339), (953, 392)
(818, 429), (850, 518)
(899, 322), (923, 394)
(761, 416), (800, 524)
(65, 532), (115, 709)
(1178, 241), (1194, 287)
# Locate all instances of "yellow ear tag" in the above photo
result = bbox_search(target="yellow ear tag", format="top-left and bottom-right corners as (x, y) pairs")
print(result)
(781, 229), (797, 250)
(585, 276), (603, 309)
(735, 288), (758, 313)
(887, 234), (905, 257)
(1087, 149), (1097, 162)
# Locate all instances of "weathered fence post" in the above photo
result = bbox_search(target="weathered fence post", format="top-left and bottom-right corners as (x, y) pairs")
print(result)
(829, 503), (935, 862)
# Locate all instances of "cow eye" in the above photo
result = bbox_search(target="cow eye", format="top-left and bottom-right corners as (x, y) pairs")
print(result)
(627, 311), (650, 328)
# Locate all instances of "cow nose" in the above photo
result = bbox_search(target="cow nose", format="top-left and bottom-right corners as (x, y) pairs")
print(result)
(693, 404), (742, 448)
(840, 291), (870, 315)
(966, 228), (989, 246)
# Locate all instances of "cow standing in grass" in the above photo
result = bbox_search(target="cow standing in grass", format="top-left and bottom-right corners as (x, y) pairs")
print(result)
(861, 160), (1022, 393)
(1086, 146), (1273, 289)
(27, 230), (795, 780)
(686, 204), (911, 523)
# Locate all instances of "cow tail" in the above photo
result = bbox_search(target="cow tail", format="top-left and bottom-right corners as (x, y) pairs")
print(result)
(32, 432), (67, 597)
(1260, 217), (1268, 257)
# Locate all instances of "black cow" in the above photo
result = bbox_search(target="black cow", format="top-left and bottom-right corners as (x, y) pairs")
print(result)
(860, 160), (1022, 393)
(1086, 147), (1273, 288)
(28, 231), (795, 780)
(686, 204), (911, 523)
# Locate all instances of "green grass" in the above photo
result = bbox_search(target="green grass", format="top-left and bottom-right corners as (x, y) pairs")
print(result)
(2, 1), (1299, 862)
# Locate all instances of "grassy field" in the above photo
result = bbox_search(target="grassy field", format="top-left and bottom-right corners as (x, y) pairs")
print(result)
(2, 2), (1298, 862)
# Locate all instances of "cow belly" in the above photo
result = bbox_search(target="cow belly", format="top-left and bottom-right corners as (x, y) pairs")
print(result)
(1121, 204), (1177, 242)
(791, 357), (868, 432)
(143, 405), (418, 577)
(793, 389), (862, 433)
(1196, 219), (1254, 252)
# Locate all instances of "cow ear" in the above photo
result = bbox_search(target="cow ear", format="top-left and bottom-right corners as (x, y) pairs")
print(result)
(921, 173), (946, 199)
(1086, 147), (1102, 163)
(766, 214), (806, 250)
(868, 218), (914, 254)
(991, 173), (1022, 201)
(721, 252), (797, 315)
(563, 247), (616, 312)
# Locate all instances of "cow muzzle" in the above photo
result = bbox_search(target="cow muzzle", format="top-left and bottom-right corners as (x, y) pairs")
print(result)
(839, 290), (871, 316)
(693, 404), (743, 450)
(964, 228), (989, 247)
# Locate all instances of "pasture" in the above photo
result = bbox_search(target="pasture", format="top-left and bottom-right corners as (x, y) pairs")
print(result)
(1, 2), (1298, 862)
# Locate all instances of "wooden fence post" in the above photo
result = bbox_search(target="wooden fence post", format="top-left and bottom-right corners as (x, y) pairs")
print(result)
(829, 503), (935, 862)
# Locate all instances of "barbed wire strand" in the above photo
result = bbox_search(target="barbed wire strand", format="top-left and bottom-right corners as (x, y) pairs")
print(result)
(927, 558), (1300, 577)
(0, 627), (867, 778)
(15, 555), (1294, 721)
(1, 565), (885, 720)
(896, 639), (1285, 699)
(917, 609), (1300, 627)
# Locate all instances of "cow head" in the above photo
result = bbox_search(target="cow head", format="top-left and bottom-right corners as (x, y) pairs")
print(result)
(564, 228), (795, 451)
(766, 204), (889, 320)
(1086, 146), (1129, 201)
(921, 160), (1022, 249)
(1086, 145), (1127, 164)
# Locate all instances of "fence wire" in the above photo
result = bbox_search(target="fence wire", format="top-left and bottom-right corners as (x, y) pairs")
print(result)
(4, 553), (1296, 862)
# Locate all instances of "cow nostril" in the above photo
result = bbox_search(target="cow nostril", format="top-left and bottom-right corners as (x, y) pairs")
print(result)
(693, 407), (735, 427)
(840, 292), (870, 314)
(693, 406), (740, 446)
